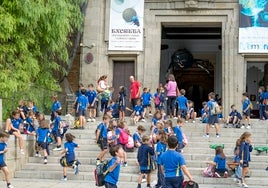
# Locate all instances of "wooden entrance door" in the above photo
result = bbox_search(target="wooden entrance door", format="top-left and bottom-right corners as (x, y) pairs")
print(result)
(113, 61), (135, 115)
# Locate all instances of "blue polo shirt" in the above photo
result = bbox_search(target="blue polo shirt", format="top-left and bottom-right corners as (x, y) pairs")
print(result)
(213, 154), (226, 170)
(152, 117), (161, 126)
(53, 116), (61, 131)
(137, 144), (155, 169)
(104, 157), (121, 185)
(141, 92), (152, 106)
(52, 101), (61, 112)
(11, 118), (23, 129)
(77, 95), (88, 110)
(36, 128), (50, 143)
(64, 141), (78, 163)
(177, 95), (188, 110)
(97, 123), (108, 139)
(160, 150), (186, 177)
(206, 99), (215, 115)
(242, 99), (250, 111)
(86, 90), (97, 104)
(173, 126), (183, 143)
(134, 105), (143, 115)
(133, 132), (142, 145)
(156, 141), (167, 164)
(0, 142), (7, 165)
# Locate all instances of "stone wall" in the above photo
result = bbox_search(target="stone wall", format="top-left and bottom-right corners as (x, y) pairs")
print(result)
(0, 135), (34, 180)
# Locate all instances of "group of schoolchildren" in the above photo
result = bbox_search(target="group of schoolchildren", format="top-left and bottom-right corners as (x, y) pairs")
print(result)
(201, 92), (252, 130)
(2, 96), (81, 187)
(204, 132), (253, 188)
(95, 111), (194, 188)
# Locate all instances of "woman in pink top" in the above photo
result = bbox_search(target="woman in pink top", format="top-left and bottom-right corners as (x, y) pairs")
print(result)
(165, 74), (178, 118)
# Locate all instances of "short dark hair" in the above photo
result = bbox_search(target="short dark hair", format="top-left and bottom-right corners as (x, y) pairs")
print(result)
(88, 83), (94, 87)
(103, 115), (110, 120)
(109, 145), (121, 157)
(242, 92), (248, 97)
(65, 133), (75, 142)
(180, 89), (186, 95)
(231, 104), (235, 109)
(208, 92), (215, 99)
(167, 135), (178, 149)
(81, 89), (86, 95)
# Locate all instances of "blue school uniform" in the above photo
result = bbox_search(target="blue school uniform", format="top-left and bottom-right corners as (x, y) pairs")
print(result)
(156, 142), (167, 164)
(213, 154), (227, 170)
(64, 141), (78, 164)
(86, 90), (97, 104)
(52, 101), (61, 112)
(177, 95), (188, 110)
(77, 95), (88, 110)
(134, 105), (143, 116)
(118, 92), (126, 111)
(239, 141), (252, 167)
(137, 144), (155, 170)
(159, 150), (186, 177)
(104, 157), (121, 185)
(141, 92), (152, 106)
(36, 128), (50, 143)
(11, 118), (23, 129)
(0, 142), (7, 165)
(152, 117), (161, 126)
(97, 123), (108, 139)
(133, 132), (142, 146)
(242, 99), (250, 111)
(53, 116), (61, 131)
(173, 126), (183, 144)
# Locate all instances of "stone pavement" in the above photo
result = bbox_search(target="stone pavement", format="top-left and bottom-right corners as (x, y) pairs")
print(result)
(3, 179), (268, 188)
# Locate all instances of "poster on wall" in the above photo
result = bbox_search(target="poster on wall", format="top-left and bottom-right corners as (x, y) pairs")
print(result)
(108, 0), (144, 51)
(239, 0), (268, 53)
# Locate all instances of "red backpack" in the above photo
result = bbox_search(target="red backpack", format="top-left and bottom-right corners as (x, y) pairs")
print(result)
(119, 128), (129, 145)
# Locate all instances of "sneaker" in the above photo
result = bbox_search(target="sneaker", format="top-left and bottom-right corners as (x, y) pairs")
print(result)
(223, 171), (228, 178)
(216, 134), (220, 138)
(61, 177), (67, 181)
(141, 119), (146, 122)
(7, 185), (14, 188)
(87, 118), (91, 122)
(203, 134), (210, 138)
(35, 153), (39, 157)
(233, 178), (240, 183)
(214, 172), (221, 178)
(242, 183), (248, 188)
(53, 147), (62, 151)
(20, 150), (25, 155)
(44, 159), (47, 164)
(192, 120), (196, 123)
(211, 125), (215, 128)
(73, 165), (79, 175)
(224, 124), (228, 128)
(240, 125), (245, 129)
(173, 117), (178, 120)
(91, 118), (96, 122)
(123, 162), (128, 167)
(246, 125), (251, 129)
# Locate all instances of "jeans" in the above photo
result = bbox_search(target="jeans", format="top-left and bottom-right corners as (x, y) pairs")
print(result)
(155, 164), (165, 188)
(167, 96), (176, 116)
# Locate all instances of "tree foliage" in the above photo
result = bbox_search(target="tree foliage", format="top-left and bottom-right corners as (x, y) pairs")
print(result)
(0, 0), (86, 118)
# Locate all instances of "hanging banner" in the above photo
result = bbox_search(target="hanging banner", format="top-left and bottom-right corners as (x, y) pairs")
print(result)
(239, 0), (268, 53)
(108, 0), (144, 51)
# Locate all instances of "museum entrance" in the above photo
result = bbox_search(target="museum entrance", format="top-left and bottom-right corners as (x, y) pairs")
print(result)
(160, 24), (222, 114)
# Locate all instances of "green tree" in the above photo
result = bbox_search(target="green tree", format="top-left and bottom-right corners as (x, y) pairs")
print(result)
(0, 0), (86, 118)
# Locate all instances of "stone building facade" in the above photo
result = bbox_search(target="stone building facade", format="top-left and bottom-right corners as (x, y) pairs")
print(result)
(80, 0), (268, 115)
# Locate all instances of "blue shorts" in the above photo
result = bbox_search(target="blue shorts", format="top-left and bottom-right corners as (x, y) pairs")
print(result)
(0, 162), (7, 168)
(208, 115), (219, 125)
(78, 108), (87, 116)
(243, 109), (250, 117)
(165, 176), (183, 188)
(104, 182), (117, 188)
(37, 142), (47, 150)
(52, 129), (61, 138)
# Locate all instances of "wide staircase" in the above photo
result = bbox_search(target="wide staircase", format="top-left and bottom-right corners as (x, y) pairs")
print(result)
(13, 117), (268, 187)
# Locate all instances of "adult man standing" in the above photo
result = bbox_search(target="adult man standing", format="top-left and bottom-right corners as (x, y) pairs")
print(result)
(129, 76), (141, 109)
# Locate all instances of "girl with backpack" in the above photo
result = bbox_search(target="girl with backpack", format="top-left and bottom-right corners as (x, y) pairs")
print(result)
(116, 121), (129, 167)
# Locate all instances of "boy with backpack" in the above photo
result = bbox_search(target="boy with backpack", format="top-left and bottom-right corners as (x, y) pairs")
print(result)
(160, 135), (193, 188)
(137, 135), (155, 188)
(176, 89), (188, 119)
(76, 89), (89, 129)
(104, 145), (125, 187)
(204, 92), (220, 138)
(96, 115), (110, 163)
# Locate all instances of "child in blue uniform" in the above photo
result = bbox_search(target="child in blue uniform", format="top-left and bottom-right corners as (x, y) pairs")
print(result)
(36, 114), (50, 164)
(155, 130), (167, 188)
(50, 95), (61, 122)
(5, 111), (24, 154)
(76, 89), (89, 129)
(160, 136), (193, 188)
(225, 105), (242, 128)
(52, 110), (63, 151)
(133, 125), (146, 148)
(201, 101), (208, 123)
(118, 86), (127, 120)
(60, 133), (80, 181)
(0, 132), (14, 188)
(137, 135), (155, 188)
(173, 118), (186, 152)
(104, 145), (124, 188)
(141, 87), (152, 118)
(133, 99), (144, 124)
(176, 89), (188, 119)
(241, 93), (251, 129)
(238, 132), (252, 188)
(206, 146), (228, 178)
(86, 84), (97, 122)
(96, 115), (110, 162)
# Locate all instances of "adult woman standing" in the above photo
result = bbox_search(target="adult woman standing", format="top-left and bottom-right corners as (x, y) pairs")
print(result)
(165, 74), (178, 118)
(96, 75), (109, 115)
